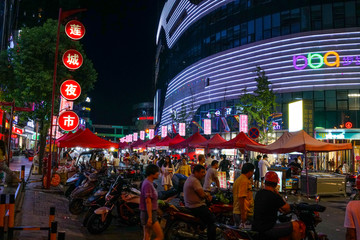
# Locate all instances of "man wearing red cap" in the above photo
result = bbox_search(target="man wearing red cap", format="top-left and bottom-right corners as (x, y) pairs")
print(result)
(252, 171), (302, 240)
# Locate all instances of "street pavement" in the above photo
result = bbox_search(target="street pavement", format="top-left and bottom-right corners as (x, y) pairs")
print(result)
(11, 159), (351, 240)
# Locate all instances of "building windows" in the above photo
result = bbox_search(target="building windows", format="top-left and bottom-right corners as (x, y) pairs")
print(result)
(311, 5), (322, 30)
(272, 13), (280, 37)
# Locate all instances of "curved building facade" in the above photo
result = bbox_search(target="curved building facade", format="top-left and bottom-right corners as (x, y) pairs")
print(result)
(155, 0), (360, 138)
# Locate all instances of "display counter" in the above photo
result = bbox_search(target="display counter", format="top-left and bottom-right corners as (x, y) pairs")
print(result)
(300, 172), (346, 196)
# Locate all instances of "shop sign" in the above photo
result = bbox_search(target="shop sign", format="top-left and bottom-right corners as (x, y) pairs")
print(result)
(239, 115), (248, 133)
(140, 131), (145, 140)
(218, 172), (227, 188)
(179, 123), (186, 136)
(204, 119), (211, 135)
(195, 148), (205, 155)
(293, 51), (360, 70)
(128, 134), (133, 142)
(149, 129), (154, 139)
(11, 134), (17, 138)
(315, 131), (360, 140)
(120, 137), (124, 143)
(12, 126), (23, 135)
(161, 126), (167, 138)
(58, 111), (79, 131)
(65, 20), (85, 40)
(133, 132), (138, 142)
(215, 110), (221, 117)
(27, 120), (34, 128)
(59, 96), (74, 113)
(62, 49), (83, 70)
(0, 110), (3, 126)
(60, 80), (81, 101)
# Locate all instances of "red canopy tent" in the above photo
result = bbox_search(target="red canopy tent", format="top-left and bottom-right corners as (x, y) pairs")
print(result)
(190, 133), (227, 149)
(55, 131), (73, 144)
(59, 128), (118, 149)
(156, 136), (172, 147)
(58, 129), (84, 146)
(136, 140), (149, 149)
(168, 134), (186, 147)
(218, 131), (263, 149)
(171, 132), (207, 149)
(118, 142), (129, 149)
(130, 139), (144, 149)
(146, 135), (162, 148)
(245, 130), (352, 153)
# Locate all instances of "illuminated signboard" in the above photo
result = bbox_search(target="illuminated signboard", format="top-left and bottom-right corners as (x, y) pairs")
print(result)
(239, 115), (248, 133)
(58, 111), (79, 132)
(65, 20), (86, 40)
(289, 100), (303, 132)
(204, 119), (211, 135)
(12, 126), (23, 135)
(140, 131), (145, 140)
(133, 132), (138, 142)
(60, 80), (81, 101)
(293, 51), (360, 70)
(62, 49), (83, 70)
(149, 129), (154, 139)
(161, 126), (167, 138)
(179, 123), (186, 136)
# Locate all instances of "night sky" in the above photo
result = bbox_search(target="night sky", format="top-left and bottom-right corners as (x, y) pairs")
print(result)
(80, 1), (162, 125)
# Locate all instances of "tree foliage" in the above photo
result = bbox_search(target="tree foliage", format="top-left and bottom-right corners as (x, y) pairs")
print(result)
(237, 66), (277, 143)
(0, 19), (97, 171)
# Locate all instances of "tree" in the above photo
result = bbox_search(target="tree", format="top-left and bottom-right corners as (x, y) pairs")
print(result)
(0, 19), (97, 172)
(237, 66), (277, 144)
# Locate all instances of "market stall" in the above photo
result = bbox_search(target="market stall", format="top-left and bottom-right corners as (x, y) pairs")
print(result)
(246, 130), (353, 196)
(218, 131), (263, 149)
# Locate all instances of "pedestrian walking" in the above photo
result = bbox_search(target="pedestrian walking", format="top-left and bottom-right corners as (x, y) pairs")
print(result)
(140, 164), (163, 240)
(259, 155), (271, 188)
(175, 157), (191, 177)
(344, 200), (360, 240)
(161, 156), (174, 191)
(219, 155), (231, 179)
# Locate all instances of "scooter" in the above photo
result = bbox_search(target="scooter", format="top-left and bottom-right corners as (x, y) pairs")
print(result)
(86, 176), (141, 234)
(69, 173), (99, 215)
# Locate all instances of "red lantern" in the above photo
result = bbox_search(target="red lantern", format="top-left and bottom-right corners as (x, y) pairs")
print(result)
(62, 49), (83, 70)
(58, 111), (79, 131)
(60, 80), (81, 101)
(65, 20), (85, 40)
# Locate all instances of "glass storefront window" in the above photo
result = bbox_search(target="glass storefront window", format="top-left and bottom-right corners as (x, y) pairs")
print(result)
(349, 90), (360, 110)
(337, 101), (348, 110)
(322, 4), (333, 29)
(311, 5), (322, 30)
(334, 2), (345, 28)
(345, 1), (356, 27)
(314, 91), (324, 100)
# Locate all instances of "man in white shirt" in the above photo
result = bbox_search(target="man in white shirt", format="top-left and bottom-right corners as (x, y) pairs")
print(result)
(205, 153), (212, 168)
(344, 200), (360, 240)
(258, 155), (271, 188)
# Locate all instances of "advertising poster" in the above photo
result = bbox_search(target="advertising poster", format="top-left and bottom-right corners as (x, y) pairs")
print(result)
(218, 171), (227, 188)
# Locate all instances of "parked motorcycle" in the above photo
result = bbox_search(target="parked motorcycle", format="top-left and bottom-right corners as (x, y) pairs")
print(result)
(69, 173), (99, 215)
(216, 202), (327, 240)
(161, 202), (228, 240)
(86, 176), (141, 234)
(82, 178), (115, 226)
(349, 175), (360, 200)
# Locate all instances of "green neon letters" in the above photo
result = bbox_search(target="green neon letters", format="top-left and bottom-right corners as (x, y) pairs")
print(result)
(293, 51), (340, 70)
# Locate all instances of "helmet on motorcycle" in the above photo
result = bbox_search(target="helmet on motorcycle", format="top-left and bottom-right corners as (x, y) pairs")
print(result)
(264, 171), (279, 183)
(356, 175), (360, 190)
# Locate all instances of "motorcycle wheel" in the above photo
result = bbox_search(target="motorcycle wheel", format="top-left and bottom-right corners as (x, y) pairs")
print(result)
(83, 207), (97, 227)
(65, 185), (76, 198)
(165, 220), (193, 240)
(69, 198), (83, 215)
(86, 213), (113, 234)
